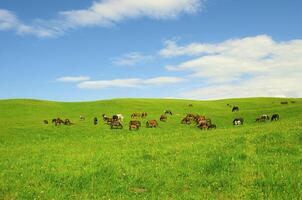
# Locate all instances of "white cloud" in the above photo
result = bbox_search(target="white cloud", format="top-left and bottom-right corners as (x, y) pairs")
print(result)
(161, 35), (302, 99)
(0, 9), (61, 37)
(112, 52), (153, 66)
(77, 76), (185, 89)
(57, 76), (91, 82)
(0, 0), (202, 37)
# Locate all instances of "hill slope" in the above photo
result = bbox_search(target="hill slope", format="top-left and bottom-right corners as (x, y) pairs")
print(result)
(0, 98), (302, 199)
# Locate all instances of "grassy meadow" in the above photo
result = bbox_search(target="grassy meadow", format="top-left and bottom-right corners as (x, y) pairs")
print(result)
(0, 97), (302, 199)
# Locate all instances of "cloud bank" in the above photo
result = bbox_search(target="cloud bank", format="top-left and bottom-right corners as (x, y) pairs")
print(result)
(0, 0), (202, 37)
(78, 76), (185, 89)
(160, 35), (302, 99)
(57, 76), (91, 82)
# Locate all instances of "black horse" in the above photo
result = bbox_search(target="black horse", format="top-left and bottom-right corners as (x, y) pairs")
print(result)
(232, 106), (239, 112)
(271, 114), (280, 121)
(94, 117), (98, 125)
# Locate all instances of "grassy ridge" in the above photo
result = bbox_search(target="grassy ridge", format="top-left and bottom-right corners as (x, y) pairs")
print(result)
(0, 98), (302, 199)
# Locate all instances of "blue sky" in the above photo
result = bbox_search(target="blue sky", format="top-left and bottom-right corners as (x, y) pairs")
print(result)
(0, 0), (301, 101)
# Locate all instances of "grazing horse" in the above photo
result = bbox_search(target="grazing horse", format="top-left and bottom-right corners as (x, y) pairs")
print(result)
(256, 114), (270, 122)
(281, 101), (288, 104)
(146, 120), (158, 128)
(52, 118), (64, 126)
(129, 124), (139, 131)
(233, 118), (244, 125)
(102, 114), (114, 124)
(110, 121), (123, 129)
(141, 112), (148, 118)
(181, 117), (192, 124)
(160, 115), (167, 122)
(197, 119), (210, 130)
(131, 112), (141, 118)
(232, 106), (239, 112)
(43, 120), (49, 124)
(164, 110), (172, 115)
(129, 120), (141, 127)
(271, 114), (280, 121)
(94, 117), (98, 125)
(195, 115), (206, 124)
(64, 119), (73, 125)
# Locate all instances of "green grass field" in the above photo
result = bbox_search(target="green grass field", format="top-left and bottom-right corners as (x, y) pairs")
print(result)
(1, 98), (302, 199)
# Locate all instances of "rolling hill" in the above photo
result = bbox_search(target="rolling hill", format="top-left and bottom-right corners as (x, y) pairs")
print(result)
(0, 98), (302, 199)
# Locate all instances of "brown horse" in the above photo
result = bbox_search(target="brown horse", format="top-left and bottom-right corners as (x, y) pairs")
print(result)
(129, 120), (141, 127)
(181, 117), (192, 124)
(146, 120), (158, 128)
(110, 121), (123, 129)
(131, 112), (141, 118)
(160, 115), (167, 122)
(129, 124), (139, 131)
(141, 112), (148, 118)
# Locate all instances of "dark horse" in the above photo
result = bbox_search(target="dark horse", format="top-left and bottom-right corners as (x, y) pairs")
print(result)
(232, 106), (239, 112)
(271, 114), (280, 121)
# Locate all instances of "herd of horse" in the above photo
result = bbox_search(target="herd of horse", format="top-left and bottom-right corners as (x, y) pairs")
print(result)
(43, 103), (281, 130)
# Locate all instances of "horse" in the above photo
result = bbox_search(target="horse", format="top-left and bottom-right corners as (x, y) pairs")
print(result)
(160, 115), (167, 122)
(146, 120), (158, 128)
(281, 101), (288, 105)
(80, 115), (85, 121)
(129, 124), (139, 131)
(141, 112), (148, 118)
(256, 114), (270, 122)
(181, 117), (192, 124)
(232, 106), (239, 112)
(94, 117), (98, 125)
(197, 119), (210, 130)
(164, 110), (172, 115)
(110, 121), (123, 129)
(129, 120), (141, 127)
(43, 120), (49, 124)
(52, 118), (64, 126)
(131, 112), (141, 118)
(64, 119), (73, 125)
(271, 114), (280, 121)
(188, 104), (193, 107)
(233, 118), (244, 125)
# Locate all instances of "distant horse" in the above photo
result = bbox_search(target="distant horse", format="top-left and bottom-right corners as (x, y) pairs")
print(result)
(160, 115), (167, 122)
(94, 117), (98, 125)
(141, 112), (148, 118)
(129, 120), (141, 127)
(43, 120), (49, 124)
(80, 115), (85, 121)
(52, 118), (64, 126)
(131, 112), (141, 118)
(181, 117), (192, 124)
(233, 118), (244, 125)
(110, 121), (123, 129)
(129, 124), (139, 131)
(146, 120), (158, 128)
(164, 110), (172, 115)
(271, 114), (280, 121)
(256, 114), (270, 122)
(232, 106), (239, 112)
